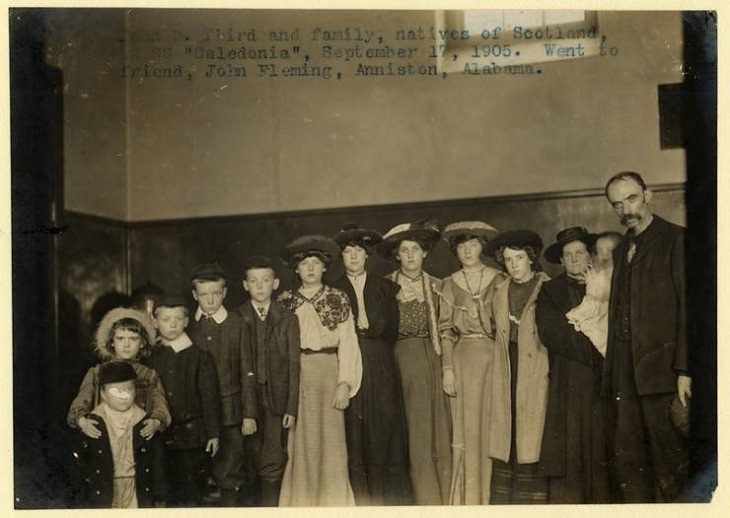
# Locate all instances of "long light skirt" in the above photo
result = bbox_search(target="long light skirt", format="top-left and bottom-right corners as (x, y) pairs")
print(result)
(279, 352), (355, 507)
(448, 336), (495, 504)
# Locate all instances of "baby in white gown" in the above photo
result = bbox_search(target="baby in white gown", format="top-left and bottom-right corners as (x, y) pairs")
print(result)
(566, 232), (622, 356)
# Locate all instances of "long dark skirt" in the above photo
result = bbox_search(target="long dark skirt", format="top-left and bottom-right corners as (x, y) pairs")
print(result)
(394, 337), (452, 505)
(345, 336), (412, 505)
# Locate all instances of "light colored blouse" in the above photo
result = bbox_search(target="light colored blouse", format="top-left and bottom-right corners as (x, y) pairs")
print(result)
(281, 286), (363, 398)
(438, 266), (505, 370)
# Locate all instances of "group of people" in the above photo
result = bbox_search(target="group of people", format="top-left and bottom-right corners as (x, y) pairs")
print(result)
(66, 171), (690, 507)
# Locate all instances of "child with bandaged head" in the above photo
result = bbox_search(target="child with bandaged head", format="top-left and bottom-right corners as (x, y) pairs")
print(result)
(71, 361), (157, 507)
(67, 307), (171, 441)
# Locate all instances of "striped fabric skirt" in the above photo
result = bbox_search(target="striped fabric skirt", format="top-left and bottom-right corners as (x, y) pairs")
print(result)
(278, 351), (355, 507)
(490, 459), (548, 504)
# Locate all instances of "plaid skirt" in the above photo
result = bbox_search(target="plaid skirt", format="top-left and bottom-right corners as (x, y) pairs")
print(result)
(490, 459), (548, 504)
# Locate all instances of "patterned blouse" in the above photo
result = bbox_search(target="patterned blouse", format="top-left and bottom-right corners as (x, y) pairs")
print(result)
(398, 299), (430, 338)
(279, 285), (362, 397)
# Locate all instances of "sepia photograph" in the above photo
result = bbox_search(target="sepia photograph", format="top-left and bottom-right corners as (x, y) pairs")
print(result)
(8, 5), (717, 510)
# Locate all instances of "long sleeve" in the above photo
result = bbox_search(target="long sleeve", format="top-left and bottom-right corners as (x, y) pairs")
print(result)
(198, 350), (222, 440)
(438, 280), (457, 371)
(337, 312), (362, 398)
(239, 323), (259, 420)
(146, 371), (172, 430)
(67, 366), (97, 427)
(535, 283), (596, 367)
(285, 314), (301, 417)
(671, 229), (688, 374)
(384, 283), (401, 345)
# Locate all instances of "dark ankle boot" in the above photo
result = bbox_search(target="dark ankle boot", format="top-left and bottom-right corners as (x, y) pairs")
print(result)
(260, 479), (282, 507)
(220, 488), (240, 507)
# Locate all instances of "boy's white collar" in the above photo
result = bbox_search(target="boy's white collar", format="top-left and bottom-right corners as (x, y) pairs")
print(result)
(194, 305), (228, 324)
(161, 332), (193, 353)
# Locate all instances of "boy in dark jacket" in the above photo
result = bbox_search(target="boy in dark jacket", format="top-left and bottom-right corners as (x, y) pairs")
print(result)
(188, 263), (258, 506)
(71, 361), (157, 508)
(238, 255), (300, 506)
(149, 293), (222, 507)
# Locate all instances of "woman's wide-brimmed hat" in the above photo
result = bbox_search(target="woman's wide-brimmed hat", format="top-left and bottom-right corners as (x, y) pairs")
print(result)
(95, 307), (156, 359)
(442, 220), (499, 242)
(543, 226), (597, 264)
(485, 229), (544, 259)
(279, 235), (341, 267)
(376, 218), (441, 258)
(333, 223), (383, 251)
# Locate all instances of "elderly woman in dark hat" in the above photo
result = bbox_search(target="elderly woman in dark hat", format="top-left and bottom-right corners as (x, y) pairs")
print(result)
(376, 219), (452, 505)
(276, 235), (362, 507)
(437, 221), (505, 504)
(330, 224), (411, 505)
(484, 230), (551, 504)
(535, 227), (611, 503)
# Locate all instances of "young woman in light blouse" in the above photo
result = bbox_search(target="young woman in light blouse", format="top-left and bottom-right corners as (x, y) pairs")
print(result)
(277, 235), (363, 507)
(438, 221), (505, 504)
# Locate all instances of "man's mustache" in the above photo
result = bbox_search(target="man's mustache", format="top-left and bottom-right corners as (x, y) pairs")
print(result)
(621, 213), (641, 225)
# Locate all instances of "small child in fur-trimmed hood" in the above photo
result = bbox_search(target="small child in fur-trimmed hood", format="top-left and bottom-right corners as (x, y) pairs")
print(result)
(67, 307), (171, 441)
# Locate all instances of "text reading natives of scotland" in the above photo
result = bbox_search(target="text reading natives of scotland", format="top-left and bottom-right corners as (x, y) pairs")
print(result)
(395, 25), (597, 41)
(189, 45), (297, 60)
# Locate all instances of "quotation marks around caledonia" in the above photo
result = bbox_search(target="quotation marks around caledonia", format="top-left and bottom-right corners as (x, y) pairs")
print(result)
(119, 24), (619, 82)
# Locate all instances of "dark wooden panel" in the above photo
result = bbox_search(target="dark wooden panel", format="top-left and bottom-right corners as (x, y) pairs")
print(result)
(57, 211), (130, 398)
(129, 186), (685, 310)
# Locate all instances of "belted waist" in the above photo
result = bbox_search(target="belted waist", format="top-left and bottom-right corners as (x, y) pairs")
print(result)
(301, 347), (338, 355)
(397, 333), (430, 339)
(460, 333), (490, 339)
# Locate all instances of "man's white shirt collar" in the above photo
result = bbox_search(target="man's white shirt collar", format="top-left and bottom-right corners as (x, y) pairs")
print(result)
(195, 305), (228, 324)
(162, 332), (193, 353)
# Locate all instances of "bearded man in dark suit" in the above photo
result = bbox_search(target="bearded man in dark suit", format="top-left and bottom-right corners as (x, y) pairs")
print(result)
(602, 171), (689, 502)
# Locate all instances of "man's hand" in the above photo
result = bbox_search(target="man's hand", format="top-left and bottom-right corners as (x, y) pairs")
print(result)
(242, 418), (257, 436)
(206, 437), (220, 457)
(78, 416), (102, 439)
(678, 375), (692, 407)
(282, 414), (295, 429)
(139, 418), (162, 441)
(442, 369), (457, 397)
(332, 383), (350, 410)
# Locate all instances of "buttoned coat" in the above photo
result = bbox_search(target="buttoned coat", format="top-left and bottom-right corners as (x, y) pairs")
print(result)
(188, 310), (258, 425)
(487, 272), (550, 464)
(535, 273), (610, 502)
(603, 215), (686, 396)
(70, 412), (157, 508)
(238, 301), (301, 417)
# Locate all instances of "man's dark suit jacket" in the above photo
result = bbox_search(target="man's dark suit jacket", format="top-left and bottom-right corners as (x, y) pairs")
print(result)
(603, 214), (686, 396)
